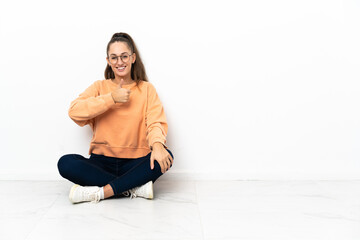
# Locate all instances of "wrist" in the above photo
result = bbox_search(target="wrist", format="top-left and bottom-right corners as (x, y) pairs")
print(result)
(110, 92), (116, 103)
(152, 142), (164, 150)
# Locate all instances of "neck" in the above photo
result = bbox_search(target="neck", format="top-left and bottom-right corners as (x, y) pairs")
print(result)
(113, 75), (133, 85)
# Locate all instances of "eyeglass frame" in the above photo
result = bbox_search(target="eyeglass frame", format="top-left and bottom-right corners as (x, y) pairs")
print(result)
(108, 52), (134, 64)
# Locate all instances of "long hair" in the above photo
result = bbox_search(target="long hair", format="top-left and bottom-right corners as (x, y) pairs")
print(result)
(104, 32), (148, 87)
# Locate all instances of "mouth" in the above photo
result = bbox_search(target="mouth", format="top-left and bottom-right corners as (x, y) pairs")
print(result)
(116, 66), (126, 72)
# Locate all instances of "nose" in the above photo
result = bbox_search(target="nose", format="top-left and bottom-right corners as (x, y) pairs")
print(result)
(116, 56), (125, 63)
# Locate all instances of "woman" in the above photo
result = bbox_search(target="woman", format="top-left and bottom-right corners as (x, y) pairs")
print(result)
(57, 32), (174, 204)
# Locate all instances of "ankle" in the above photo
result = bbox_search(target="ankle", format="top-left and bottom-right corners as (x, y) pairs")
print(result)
(103, 184), (115, 198)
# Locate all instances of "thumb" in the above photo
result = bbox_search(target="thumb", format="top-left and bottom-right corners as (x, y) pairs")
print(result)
(150, 153), (154, 170)
(119, 78), (124, 88)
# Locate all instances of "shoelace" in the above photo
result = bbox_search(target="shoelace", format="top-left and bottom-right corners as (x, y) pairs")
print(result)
(122, 188), (138, 199)
(124, 190), (137, 199)
(90, 191), (101, 203)
(81, 187), (101, 203)
(129, 189), (137, 199)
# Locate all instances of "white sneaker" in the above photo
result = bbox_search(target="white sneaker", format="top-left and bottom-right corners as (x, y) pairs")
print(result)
(122, 181), (154, 199)
(69, 184), (101, 204)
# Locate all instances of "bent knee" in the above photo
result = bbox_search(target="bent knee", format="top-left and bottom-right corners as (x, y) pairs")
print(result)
(57, 155), (69, 175)
(57, 154), (79, 177)
(166, 149), (174, 168)
(166, 149), (174, 160)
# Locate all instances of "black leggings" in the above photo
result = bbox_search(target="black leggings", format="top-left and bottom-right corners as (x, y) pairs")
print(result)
(57, 149), (174, 196)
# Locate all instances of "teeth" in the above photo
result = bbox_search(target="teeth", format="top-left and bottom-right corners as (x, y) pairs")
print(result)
(117, 67), (125, 69)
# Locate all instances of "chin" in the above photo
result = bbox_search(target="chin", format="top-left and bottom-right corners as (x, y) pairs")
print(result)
(116, 73), (129, 78)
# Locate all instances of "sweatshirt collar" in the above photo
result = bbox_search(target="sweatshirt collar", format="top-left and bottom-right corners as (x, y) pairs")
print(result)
(108, 79), (137, 88)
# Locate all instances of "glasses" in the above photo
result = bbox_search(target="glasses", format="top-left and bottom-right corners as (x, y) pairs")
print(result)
(109, 53), (133, 64)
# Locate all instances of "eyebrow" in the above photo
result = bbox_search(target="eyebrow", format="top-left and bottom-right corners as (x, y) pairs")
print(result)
(110, 52), (129, 56)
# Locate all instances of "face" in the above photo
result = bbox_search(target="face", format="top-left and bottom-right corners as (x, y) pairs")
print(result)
(106, 41), (136, 79)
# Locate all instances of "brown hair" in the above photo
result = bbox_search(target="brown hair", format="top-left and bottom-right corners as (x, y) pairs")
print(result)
(104, 32), (149, 87)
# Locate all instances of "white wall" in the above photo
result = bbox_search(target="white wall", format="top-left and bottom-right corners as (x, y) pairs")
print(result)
(0, 0), (359, 180)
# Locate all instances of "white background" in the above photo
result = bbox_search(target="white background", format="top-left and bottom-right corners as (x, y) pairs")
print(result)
(0, 0), (359, 180)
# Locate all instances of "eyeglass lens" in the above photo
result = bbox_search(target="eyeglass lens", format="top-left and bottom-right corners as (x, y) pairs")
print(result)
(110, 53), (131, 64)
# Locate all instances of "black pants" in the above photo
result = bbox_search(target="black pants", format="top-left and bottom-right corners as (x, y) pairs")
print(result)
(57, 149), (174, 196)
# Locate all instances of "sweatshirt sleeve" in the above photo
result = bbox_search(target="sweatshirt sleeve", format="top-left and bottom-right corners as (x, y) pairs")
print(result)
(68, 80), (116, 127)
(145, 83), (168, 150)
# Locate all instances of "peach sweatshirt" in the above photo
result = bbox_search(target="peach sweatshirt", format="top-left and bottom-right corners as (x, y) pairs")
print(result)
(68, 79), (168, 158)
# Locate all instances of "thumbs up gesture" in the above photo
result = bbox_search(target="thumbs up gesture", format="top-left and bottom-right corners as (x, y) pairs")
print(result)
(111, 79), (131, 103)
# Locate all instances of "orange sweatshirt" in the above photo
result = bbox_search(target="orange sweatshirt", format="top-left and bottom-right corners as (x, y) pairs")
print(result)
(68, 79), (168, 158)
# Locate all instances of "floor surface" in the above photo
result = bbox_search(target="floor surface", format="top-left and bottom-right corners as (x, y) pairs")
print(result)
(1, 180), (359, 240)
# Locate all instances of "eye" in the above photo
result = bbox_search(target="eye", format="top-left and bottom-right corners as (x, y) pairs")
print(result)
(111, 57), (117, 60)
(122, 55), (129, 59)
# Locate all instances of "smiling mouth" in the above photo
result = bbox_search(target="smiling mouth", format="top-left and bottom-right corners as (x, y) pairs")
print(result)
(116, 66), (126, 71)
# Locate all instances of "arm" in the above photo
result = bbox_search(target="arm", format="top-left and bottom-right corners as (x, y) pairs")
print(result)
(145, 83), (168, 150)
(68, 80), (116, 127)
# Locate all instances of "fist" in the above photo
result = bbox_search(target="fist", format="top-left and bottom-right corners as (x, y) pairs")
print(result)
(111, 79), (131, 103)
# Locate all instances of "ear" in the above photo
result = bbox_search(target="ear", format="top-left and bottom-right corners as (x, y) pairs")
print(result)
(132, 52), (136, 64)
(106, 57), (111, 66)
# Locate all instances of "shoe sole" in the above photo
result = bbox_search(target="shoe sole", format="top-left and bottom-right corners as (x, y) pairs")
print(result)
(69, 184), (80, 203)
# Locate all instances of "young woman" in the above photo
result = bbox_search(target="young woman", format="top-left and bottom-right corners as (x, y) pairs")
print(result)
(57, 32), (174, 204)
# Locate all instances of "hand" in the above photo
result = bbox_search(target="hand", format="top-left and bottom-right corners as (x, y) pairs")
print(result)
(150, 143), (173, 173)
(111, 78), (131, 103)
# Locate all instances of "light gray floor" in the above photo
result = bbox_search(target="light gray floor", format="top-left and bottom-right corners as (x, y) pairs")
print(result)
(1, 180), (359, 240)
